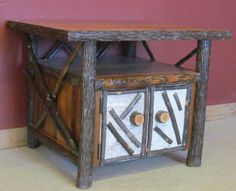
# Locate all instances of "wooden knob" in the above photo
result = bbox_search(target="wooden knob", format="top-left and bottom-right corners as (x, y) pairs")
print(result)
(130, 112), (144, 126)
(155, 111), (170, 123)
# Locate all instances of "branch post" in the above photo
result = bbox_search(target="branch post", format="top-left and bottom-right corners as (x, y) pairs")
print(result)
(77, 41), (96, 188)
(186, 40), (212, 167)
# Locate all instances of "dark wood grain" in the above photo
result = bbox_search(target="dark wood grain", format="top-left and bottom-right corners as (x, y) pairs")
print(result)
(6, 21), (232, 41)
(26, 70), (78, 155)
(77, 41), (96, 189)
(35, 42), (82, 129)
(186, 40), (211, 167)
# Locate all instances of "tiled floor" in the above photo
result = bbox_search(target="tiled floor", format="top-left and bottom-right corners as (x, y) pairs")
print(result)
(0, 117), (235, 191)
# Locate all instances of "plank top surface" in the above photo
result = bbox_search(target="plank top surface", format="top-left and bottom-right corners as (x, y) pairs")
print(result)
(7, 20), (232, 41)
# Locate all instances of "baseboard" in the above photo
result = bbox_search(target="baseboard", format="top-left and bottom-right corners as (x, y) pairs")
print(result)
(206, 103), (236, 121)
(0, 127), (27, 150)
(0, 103), (235, 150)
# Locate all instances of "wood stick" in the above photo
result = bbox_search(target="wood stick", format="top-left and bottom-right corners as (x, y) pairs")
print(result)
(25, 35), (79, 153)
(96, 42), (113, 58)
(62, 42), (74, 55)
(107, 123), (134, 156)
(162, 91), (181, 144)
(109, 109), (141, 148)
(27, 35), (41, 148)
(42, 41), (63, 60)
(25, 70), (78, 155)
(154, 126), (173, 144)
(35, 42), (82, 129)
(186, 40), (212, 167)
(142, 41), (155, 61)
(175, 48), (197, 67)
(173, 92), (183, 111)
(120, 93), (142, 119)
(155, 111), (170, 123)
(130, 111), (144, 126)
(77, 41), (96, 189)
(53, 43), (82, 95)
(25, 35), (53, 101)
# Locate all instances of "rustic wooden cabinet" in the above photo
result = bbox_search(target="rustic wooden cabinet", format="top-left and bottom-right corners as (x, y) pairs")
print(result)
(6, 21), (231, 189)
(33, 56), (198, 167)
(34, 56), (198, 167)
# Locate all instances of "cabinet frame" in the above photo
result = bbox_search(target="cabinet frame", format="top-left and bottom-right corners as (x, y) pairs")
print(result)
(100, 84), (192, 165)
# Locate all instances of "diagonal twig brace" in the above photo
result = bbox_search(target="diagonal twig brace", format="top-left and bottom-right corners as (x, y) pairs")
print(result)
(25, 34), (81, 154)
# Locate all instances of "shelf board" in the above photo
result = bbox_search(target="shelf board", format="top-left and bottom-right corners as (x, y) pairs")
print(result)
(39, 56), (199, 79)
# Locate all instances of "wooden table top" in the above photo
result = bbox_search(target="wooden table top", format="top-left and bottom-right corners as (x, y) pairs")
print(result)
(7, 20), (232, 42)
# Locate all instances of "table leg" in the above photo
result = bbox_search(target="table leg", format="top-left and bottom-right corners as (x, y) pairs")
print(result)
(77, 41), (96, 188)
(26, 36), (41, 148)
(186, 39), (212, 167)
(27, 84), (41, 148)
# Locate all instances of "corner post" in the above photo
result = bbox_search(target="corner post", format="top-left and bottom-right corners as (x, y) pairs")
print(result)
(186, 39), (212, 166)
(77, 41), (96, 188)
(25, 34), (41, 148)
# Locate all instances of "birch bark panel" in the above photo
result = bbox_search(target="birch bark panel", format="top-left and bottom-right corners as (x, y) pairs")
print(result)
(104, 92), (145, 160)
(151, 88), (187, 151)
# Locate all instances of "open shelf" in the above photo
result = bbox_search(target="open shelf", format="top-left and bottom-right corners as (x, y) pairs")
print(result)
(39, 56), (199, 80)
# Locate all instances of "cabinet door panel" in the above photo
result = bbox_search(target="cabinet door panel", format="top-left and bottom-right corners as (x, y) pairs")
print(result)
(149, 85), (190, 153)
(101, 90), (147, 163)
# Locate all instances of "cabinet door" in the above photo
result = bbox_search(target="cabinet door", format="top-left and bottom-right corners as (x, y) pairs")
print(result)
(101, 89), (148, 164)
(148, 85), (191, 154)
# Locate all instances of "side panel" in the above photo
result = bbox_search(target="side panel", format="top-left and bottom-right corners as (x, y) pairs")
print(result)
(34, 73), (101, 167)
